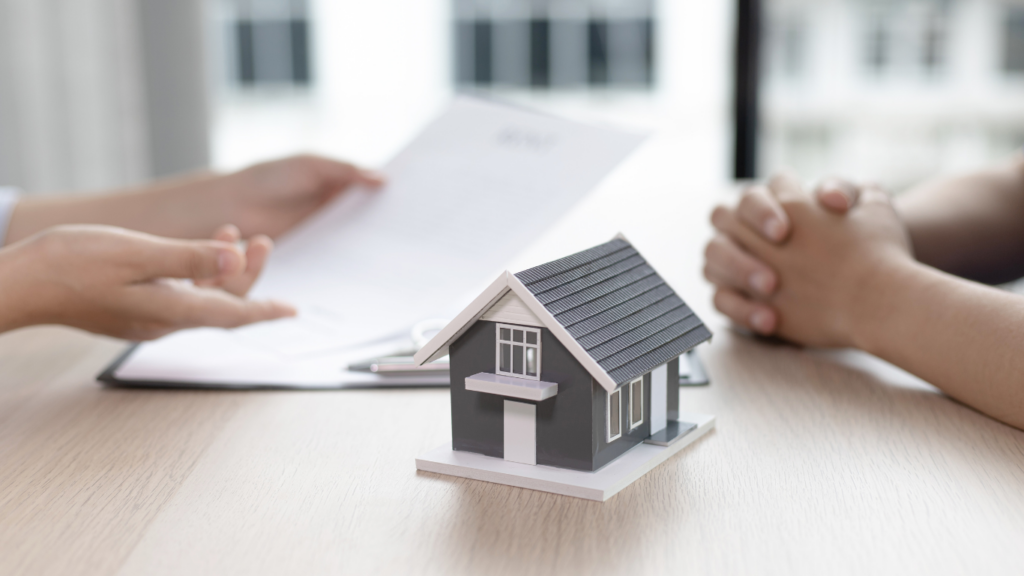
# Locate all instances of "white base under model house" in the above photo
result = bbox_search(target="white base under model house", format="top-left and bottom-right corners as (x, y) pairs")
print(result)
(414, 237), (716, 500)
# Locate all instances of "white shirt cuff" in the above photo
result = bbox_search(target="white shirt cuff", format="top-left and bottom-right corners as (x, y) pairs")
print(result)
(0, 187), (20, 246)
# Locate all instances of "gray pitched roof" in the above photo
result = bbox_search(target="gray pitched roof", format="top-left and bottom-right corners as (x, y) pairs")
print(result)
(514, 238), (711, 386)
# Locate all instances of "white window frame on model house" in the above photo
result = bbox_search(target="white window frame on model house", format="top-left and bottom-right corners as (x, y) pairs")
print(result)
(495, 324), (541, 380)
(629, 376), (644, 430)
(607, 387), (623, 442)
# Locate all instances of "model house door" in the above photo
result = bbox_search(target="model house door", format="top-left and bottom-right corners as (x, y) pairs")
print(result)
(503, 400), (536, 465)
(651, 364), (668, 434)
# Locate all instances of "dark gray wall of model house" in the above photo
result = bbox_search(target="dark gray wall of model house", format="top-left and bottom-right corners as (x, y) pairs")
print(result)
(533, 326), (594, 470)
(449, 320), (503, 458)
(448, 320), (595, 471)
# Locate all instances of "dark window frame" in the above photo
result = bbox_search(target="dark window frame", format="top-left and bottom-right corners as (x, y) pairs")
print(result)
(734, 0), (761, 180)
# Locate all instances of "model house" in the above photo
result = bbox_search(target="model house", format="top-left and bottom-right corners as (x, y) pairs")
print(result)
(414, 237), (712, 473)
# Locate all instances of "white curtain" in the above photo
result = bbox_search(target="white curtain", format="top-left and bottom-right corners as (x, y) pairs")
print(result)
(0, 0), (150, 194)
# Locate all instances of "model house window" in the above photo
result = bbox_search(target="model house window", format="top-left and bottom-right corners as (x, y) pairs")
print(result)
(607, 388), (622, 442)
(629, 377), (643, 430)
(496, 324), (541, 380)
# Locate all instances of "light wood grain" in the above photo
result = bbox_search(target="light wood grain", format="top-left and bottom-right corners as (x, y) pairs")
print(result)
(2, 324), (1022, 576)
(2, 135), (1024, 575)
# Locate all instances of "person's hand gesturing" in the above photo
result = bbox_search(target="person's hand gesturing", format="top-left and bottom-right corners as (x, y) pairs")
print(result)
(0, 224), (295, 340)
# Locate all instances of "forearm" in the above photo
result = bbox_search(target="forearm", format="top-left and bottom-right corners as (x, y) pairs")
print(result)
(856, 260), (1024, 430)
(0, 240), (46, 332)
(896, 155), (1024, 283)
(5, 174), (231, 244)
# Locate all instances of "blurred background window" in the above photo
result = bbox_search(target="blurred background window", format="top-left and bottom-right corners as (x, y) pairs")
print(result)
(8, 0), (1024, 199)
(1005, 5), (1024, 72)
(208, 0), (732, 187)
(217, 0), (312, 90)
(0, 0), (730, 194)
(760, 0), (1024, 191)
(453, 0), (655, 89)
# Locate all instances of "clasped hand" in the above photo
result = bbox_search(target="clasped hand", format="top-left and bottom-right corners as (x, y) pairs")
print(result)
(704, 173), (914, 350)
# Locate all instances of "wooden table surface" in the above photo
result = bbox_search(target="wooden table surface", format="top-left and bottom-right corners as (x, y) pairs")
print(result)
(2, 135), (1024, 575)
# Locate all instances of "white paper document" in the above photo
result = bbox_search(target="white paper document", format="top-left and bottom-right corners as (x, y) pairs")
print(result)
(108, 97), (646, 388)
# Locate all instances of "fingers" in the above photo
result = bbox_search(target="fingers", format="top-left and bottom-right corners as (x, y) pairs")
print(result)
(766, 171), (807, 204)
(814, 178), (861, 213)
(703, 235), (778, 297)
(129, 236), (245, 282)
(300, 155), (385, 191)
(194, 224), (272, 296)
(713, 288), (778, 335)
(123, 280), (297, 337)
(217, 234), (273, 296)
(176, 293), (296, 330)
(710, 204), (776, 261)
(737, 184), (791, 242)
(212, 223), (241, 244)
(356, 168), (386, 188)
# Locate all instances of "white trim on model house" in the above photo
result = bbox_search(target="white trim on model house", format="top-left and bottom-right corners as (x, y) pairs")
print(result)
(629, 377), (644, 430)
(412, 268), (622, 393)
(495, 323), (541, 380)
(607, 387), (623, 442)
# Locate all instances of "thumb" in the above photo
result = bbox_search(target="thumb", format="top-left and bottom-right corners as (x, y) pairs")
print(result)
(814, 178), (862, 213)
(133, 237), (246, 281)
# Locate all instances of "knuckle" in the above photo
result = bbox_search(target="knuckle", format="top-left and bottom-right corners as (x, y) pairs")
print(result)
(185, 249), (212, 279)
(768, 171), (794, 188)
(739, 194), (772, 221)
(703, 238), (719, 261)
(736, 193), (755, 212)
(710, 205), (731, 227)
(712, 290), (733, 313)
(702, 264), (715, 283)
(708, 237), (741, 266)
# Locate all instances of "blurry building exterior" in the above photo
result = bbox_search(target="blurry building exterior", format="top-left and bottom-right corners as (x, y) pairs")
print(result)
(452, 0), (655, 89)
(212, 0), (312, 92)
(763, 0), (1024, 189)
(208, 0), (733, 183)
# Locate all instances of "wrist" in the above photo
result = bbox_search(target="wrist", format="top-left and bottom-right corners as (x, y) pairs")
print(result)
(147, 173), (235, 238)
(183, 172), (238, 234)
(847, 252), (928, 355)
